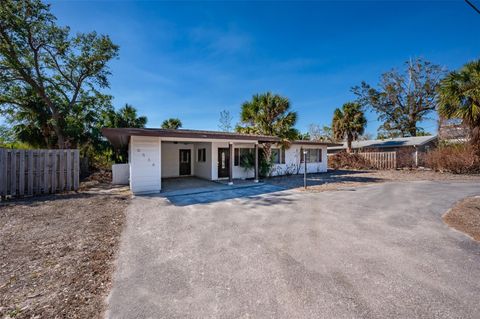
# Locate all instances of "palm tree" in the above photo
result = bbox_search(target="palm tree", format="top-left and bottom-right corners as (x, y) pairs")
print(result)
(161, 118), (182, 129)
(114, 104), (147, 128)
(332, 102), (367, 153)
(236, 92), (298, 163)
(438, 60), (480, 148)
(106, 104), (147, 163)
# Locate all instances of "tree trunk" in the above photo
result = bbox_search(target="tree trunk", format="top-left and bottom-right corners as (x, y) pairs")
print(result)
(261, 143), (273, 177)
(408, 117), (417, 137)
(50, 109), (66, 149)
(52, 124), (65, 149)
(263, 143), (272, 163)
(470, 125), (480, 155)
(347, 133), (353, 153)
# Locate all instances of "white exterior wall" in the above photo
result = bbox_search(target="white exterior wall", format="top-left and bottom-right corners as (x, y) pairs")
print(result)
(112, 163), (129, 185)
(129, 136), (161, 194)
(193, 142), (213, 180)
(161, 142), (194, 178)
(270, 144), (328, 176)
(211, 142), (255, 180)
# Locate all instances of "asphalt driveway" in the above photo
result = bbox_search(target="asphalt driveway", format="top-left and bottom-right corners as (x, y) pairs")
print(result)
(106, 181), (480, 319)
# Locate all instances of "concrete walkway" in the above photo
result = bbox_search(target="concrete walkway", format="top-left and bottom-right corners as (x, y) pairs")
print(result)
(106, 181), (480, 319)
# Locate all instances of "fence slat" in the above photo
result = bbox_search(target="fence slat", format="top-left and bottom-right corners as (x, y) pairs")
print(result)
(18, 150), (25, 196)
(0, 149), (4, 197)
(357, 151), (396, 170)
(59, 150), (65, 191)
(35, 150), (41, 195)
(0, 148), (81, 199)
(27, 150), (34, 195)
(51, 150), (57, 193)
(3, 150), (8, 195)
(10, 150), (16, 196)
(66, 150), (72, 191)
(43, 151), (50, 194)
(73, 150), (79, 191)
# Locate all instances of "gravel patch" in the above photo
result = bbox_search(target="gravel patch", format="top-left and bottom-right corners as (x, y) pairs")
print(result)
(0, 188), (129, 319)
(266, 169), (480, 191)
(444, 196), (480, 241)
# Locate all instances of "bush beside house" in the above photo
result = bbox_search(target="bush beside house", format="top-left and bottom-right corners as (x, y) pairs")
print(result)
(424, 144), (480, 174)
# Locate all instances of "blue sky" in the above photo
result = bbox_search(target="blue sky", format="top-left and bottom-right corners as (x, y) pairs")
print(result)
(51, 0), (480, 136)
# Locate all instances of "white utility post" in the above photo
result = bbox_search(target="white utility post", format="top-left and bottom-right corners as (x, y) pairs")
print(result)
(303, 150), (308, 189)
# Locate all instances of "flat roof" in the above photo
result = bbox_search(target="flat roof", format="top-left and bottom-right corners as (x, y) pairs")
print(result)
(102, 128), (341, 147)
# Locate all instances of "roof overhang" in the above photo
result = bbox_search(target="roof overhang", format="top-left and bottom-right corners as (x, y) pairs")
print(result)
(291, 140), (343, 147)
(102, 128), (342, 148)
(102, 128), (279, 147)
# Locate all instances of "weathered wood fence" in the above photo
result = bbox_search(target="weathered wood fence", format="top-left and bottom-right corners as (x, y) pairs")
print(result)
(0, 148), (79, 198)
(358, 151), (397, 169)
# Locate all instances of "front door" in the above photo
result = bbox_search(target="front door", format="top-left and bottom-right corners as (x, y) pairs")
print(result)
(179, 149), (191, 176)
(218, 148), (230, 178)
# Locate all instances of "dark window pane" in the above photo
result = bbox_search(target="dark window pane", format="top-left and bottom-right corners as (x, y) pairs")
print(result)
(197, 148), (206, 162)
(239, 148), (254, 166)
(271, 149), (280, 164)
(234, 148), (239, 166)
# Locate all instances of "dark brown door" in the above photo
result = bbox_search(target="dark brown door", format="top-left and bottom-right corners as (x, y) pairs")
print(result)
(218, 148), (230, 178)
(179, 149), (191, 176)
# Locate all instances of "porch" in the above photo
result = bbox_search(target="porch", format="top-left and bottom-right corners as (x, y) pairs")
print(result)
(160, 139), (260, 185)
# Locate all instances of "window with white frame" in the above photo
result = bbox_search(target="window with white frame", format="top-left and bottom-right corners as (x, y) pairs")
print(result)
(271, 148), (285, 164)
(197, 148), (206, 162)
(301, 148), (322, 163)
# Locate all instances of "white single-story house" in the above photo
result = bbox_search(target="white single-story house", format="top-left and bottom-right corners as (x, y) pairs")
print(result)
(102, 128), (339, 194)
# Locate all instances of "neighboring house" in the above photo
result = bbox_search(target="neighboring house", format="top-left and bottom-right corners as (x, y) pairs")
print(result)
(102, 128), (339, 194)
(438, 117), (470, 143)
(327, 135), (438, 167)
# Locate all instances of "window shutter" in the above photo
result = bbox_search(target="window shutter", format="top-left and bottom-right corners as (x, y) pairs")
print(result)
(281, 149), (286, 164)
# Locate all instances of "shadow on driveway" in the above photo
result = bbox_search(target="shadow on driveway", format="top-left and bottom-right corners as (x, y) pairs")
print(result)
(154, 184), (288, 206)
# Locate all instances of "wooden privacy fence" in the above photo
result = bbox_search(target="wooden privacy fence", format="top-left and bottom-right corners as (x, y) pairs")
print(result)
(0, 148), (79, 198)
(358, 151), (397, 169)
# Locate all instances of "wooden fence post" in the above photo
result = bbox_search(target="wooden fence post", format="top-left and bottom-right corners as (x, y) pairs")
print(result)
(27, 150), (34, 195)
(0, 149), (4, 197)
(51, 150), (57, 193)
(66, 150), (72, 191)
(10, 150), (16, 196)
(18, 150), (25, 196)
(73, 150), (79, 191)
(58, 150), (65, 191)
(35, 150), (41, 195)
(43, 151), (49, 194)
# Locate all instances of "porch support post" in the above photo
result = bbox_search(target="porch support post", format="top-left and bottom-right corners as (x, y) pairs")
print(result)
(254, 143), (259, 183)
(228, 142), (233, 185)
